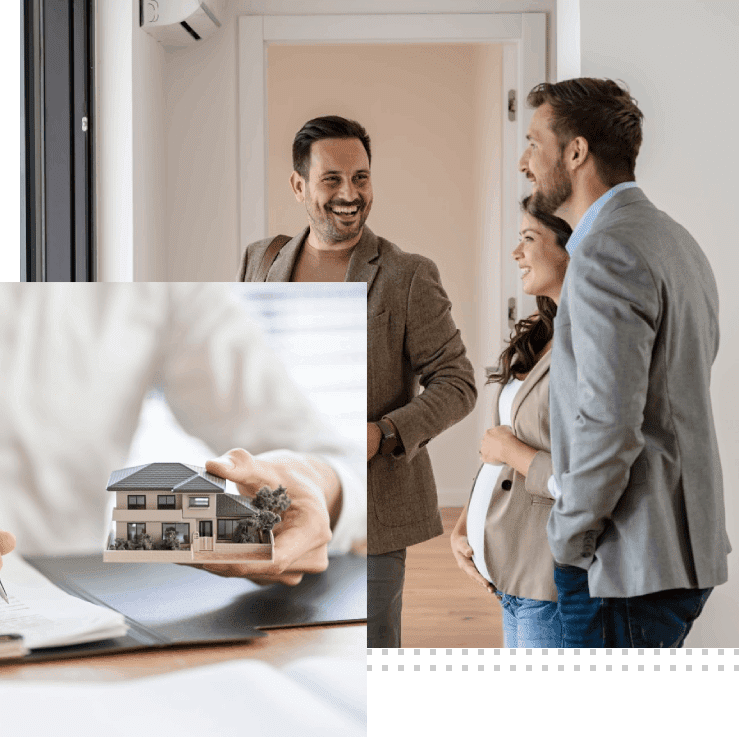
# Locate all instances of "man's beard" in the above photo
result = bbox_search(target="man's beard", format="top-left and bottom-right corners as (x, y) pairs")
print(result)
(530, 157), (572, 216)
(306, 194), (370, 245)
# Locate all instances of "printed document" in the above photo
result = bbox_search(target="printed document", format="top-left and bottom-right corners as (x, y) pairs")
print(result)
(0, 553), (127, 650)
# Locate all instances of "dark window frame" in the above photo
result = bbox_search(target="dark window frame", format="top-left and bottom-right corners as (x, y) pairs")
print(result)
(217, 519), (239, 541)
(127, 495), (146, 510)
(188, 496), (210, 508)
(157, 495), (177, 510)
(127, 522), (146, 541)
(162, 523), (190, 544)
(22, 0), (95, 282)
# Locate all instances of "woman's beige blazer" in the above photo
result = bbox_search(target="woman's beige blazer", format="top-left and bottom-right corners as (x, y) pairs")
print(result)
(479, 350), (557, 601)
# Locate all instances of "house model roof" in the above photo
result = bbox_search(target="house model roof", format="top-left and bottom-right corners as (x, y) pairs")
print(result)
(106, 462), (226, 493)
(216, 493), (258, 517)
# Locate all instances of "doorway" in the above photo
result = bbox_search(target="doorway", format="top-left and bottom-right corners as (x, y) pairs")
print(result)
(239, 12), (547, 505)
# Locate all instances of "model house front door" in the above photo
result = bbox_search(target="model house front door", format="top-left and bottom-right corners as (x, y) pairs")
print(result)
(199, 521), (214, 550)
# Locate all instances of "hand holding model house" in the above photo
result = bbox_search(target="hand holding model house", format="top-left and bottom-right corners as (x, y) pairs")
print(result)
(105, 448), (342, 587)
(203, 448), (341, 586)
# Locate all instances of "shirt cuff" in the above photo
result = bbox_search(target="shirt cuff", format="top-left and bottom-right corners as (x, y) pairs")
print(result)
(547, 475), (562, 500)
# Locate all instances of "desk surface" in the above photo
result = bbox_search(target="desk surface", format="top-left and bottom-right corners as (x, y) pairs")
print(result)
(0, 622), (365, 681)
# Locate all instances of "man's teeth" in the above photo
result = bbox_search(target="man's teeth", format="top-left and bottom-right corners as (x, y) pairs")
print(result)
(521, 267), (531, 277)
(331, 206), (359, 215)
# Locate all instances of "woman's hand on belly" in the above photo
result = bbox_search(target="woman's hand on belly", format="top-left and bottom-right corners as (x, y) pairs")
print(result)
(450, 514), (495, 594)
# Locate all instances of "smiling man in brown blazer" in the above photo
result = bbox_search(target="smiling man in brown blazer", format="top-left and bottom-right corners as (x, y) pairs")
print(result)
(239, 116), (477, 647)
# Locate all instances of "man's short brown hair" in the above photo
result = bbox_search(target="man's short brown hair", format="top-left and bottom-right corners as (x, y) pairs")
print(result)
(527, 78), (644, 186)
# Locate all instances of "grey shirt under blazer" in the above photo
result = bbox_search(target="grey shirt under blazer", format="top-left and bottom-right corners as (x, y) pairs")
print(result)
(480, 351), (558, 602)
(549, 186), (730, 598)
(239, 226), (477, 555)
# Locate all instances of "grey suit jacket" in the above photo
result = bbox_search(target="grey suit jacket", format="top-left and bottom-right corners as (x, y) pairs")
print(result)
(479, 352), (557, 601)
(548, 187), (730, 597)
(240, 226), (477, 554)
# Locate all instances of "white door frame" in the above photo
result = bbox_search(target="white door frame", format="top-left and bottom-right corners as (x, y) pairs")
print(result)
(238, 12), (547, 368)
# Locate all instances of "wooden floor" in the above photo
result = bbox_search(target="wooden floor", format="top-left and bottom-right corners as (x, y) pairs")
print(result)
(401, 507), (504, 648)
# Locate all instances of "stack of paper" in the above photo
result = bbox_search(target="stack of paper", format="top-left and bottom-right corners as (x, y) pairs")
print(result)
(0, 553), (127, 651)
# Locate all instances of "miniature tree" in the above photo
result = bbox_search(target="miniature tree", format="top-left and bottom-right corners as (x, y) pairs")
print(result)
(233, 517), (260, 544)
(156, 528), (181, 551)
(254, 485), (291, 514)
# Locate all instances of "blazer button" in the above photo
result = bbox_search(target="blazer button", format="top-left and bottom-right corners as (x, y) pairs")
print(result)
(501, 480), (512, 491)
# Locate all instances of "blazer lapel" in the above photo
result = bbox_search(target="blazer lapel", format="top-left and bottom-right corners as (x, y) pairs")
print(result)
(510, 350), (551, 428)
(265, 227), (309, 281)
(346, 226), (380, 292)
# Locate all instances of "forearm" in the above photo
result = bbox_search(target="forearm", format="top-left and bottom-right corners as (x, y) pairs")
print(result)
(502, 437), (538, 477)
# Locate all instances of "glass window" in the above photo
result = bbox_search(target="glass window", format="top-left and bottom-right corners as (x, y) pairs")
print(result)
(189, 496), (209, 508)
(162, 523), (190, 544)
(127, 523), (146, 541)
(217, 520), (238, 540)
(127, 495), (146, 509)
(157, 495), (176, 510)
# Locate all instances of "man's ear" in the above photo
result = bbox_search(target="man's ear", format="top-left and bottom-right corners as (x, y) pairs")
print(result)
(566, 136), (590, 172)
(290, 171), (306, 202)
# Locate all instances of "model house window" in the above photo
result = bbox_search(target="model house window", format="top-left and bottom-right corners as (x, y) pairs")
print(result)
(199, 521), (213, 537)
(162, 524), (190, 544)
(157, 495), (176, 510)
(217, 520), (239, 540)
(127, 495), (146, 510)
(127, 523), (146, 541)
(188, 496), (209, 508)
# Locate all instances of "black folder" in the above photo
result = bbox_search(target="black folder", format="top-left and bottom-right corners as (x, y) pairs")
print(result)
(14, 552), (366, 663)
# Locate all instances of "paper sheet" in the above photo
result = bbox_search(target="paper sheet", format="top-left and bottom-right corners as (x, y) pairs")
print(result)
(0, 553), (127, 649)
(0, 656), (366, 737)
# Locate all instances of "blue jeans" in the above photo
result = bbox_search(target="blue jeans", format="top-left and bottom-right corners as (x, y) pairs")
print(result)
(553, 561), (713, 648)
(367, 549), (406, 648)
(496, 589), (563, 648)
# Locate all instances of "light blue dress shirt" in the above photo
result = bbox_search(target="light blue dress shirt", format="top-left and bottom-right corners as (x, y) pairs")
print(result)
(547, 181), (639, 499)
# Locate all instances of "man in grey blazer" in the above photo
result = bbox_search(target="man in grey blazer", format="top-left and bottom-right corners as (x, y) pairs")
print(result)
(519, 78), (729, 647)
(239, 116), (477, 647)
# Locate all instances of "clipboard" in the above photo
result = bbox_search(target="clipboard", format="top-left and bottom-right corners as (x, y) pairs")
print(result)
(9, 552), (366, 663)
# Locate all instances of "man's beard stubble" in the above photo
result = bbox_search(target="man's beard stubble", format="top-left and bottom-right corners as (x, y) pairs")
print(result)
(306, 193), (370, 245)
(530, 157), (572, 217)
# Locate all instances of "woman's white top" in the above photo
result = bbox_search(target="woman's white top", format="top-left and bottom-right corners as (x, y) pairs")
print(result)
(467, 377), (524, 584)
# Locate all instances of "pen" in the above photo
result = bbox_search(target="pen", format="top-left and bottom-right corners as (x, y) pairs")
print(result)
(0, 577), (8, 604)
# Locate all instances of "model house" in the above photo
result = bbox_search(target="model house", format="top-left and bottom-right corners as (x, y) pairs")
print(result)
(103, 462), (274, 563)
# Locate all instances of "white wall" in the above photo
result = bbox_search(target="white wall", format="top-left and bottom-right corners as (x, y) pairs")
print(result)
(145, 0), (558, 281)
(579, 0), (739, 646)
(95, 0), (135, 281)
(133, 8), (168, 281)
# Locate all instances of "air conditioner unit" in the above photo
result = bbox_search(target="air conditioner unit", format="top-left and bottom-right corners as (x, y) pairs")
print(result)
(141, 0), (224, 52)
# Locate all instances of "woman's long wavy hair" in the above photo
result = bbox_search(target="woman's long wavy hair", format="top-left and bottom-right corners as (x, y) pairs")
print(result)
(487, 197), (572, 385)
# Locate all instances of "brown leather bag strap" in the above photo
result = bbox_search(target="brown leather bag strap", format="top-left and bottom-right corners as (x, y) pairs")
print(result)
(255, 234), (292, 282)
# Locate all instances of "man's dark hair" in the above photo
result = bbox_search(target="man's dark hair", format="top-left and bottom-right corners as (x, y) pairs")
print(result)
(292, 116), (372, 179)
(526, 78), (644, 186)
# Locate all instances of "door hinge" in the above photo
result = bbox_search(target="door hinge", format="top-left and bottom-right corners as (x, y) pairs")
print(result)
(508, 90), (516, 122)
(81, 116), (89, 132)
(508, 297), (517, 328)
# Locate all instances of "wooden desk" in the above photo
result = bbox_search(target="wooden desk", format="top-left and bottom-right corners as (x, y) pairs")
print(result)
(0, 623), (366, 682)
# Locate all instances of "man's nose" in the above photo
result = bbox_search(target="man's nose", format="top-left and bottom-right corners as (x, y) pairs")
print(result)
(518, 149), (529, 173)
(338, 179), (357, 202)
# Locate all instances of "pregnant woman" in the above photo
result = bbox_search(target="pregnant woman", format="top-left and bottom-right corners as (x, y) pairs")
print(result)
(451, 196), (571, 648)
